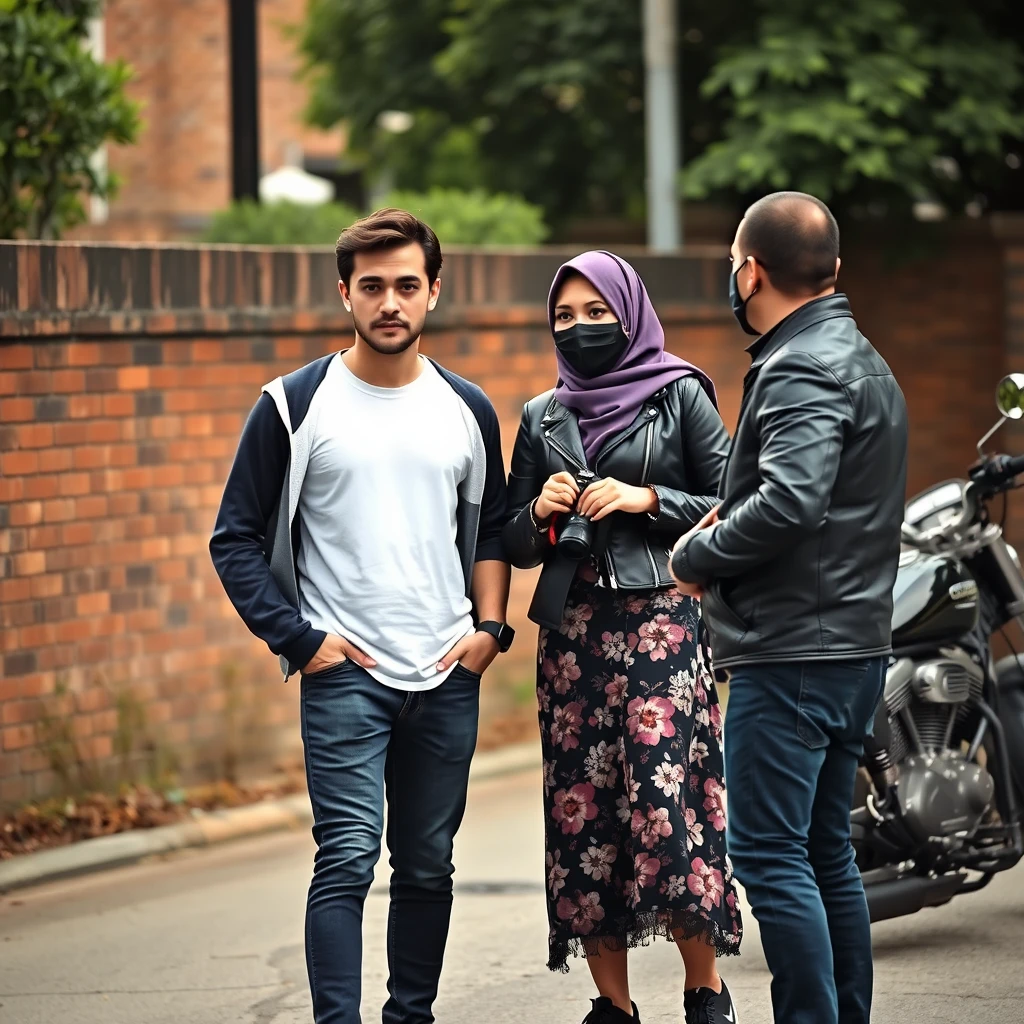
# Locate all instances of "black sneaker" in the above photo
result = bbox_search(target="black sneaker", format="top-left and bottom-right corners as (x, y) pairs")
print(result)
(684, 980), (736, 1024)
(582, 996), (641, 1023)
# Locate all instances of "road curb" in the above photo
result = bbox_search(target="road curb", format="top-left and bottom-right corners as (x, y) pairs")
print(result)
(0, 740), (540, 895)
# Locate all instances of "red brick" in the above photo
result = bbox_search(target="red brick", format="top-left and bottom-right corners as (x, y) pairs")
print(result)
(69, 394), (103, 418)
(38, 447), (74, 472)
(23, 475), (60, 500)
(0, 346), (33, 370)
(72, 446), (109, 470)
(0, 577), (31, 603)
(61, 521), (94, 546)
(18, 423), (54, 447)
(76, 592), (110, 616)
(9, 502), (43, 527)
(92, 613), (126, 637)
(57, 472), (91, 497)
(42, 499), (75, 523)
(14, 551), (46, 576)
(85, 420), (122, 443)
(3, 726), (35, 751)
(2, 450), (39, 475)
(30, 574), (64, 598)
(52, 369), (86, 392)
(192, 340), (225, 363)
(0, 477), (25, 502)
(163, 390), (203, 413)
(75, 495), (109, 519)
(56, 617), (92, 643)
(108, 492), (141, 516)
(67, 343), (102, 366)
(103, 392), (135, 416)
(27, 524), (61, 549)
(18, 624), (56, 648)
(126, 607), (161, 632)
(117, 366), (150, 390)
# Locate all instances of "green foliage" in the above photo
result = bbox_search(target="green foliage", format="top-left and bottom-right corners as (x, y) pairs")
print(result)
(202, 190), (548, 247)
(202, 199), (362, 246)
(682, 0), (1024, 216)
(298, 0), (724, 228)
(299, 0), (1023, 225)
(382, 188), (548, 246)
(0, 0), (140, 238)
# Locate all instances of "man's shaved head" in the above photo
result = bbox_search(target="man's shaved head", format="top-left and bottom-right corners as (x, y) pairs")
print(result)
(736, 192), (839, 296)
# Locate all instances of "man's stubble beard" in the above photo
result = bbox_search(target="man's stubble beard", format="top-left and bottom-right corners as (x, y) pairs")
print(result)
(351, 310), (427, 356)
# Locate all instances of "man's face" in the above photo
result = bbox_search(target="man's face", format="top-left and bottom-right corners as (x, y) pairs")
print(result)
(338, 243), (440, 355)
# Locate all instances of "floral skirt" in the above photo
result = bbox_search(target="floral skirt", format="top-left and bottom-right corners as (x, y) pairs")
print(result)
(538, 571), (743, 972)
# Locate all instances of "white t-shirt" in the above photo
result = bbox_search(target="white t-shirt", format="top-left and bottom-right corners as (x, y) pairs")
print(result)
(296, 355), (476, 691)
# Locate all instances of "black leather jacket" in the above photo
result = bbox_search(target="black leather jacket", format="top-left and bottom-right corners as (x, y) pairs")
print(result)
(671, 294), (909, 670)
(503, 376), (730, 629)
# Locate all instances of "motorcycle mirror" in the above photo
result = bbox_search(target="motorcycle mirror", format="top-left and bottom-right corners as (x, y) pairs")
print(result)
(996, 373), (1024, 420)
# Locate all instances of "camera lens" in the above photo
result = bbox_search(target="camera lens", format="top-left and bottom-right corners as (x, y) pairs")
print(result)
(558, 513), (594, 560)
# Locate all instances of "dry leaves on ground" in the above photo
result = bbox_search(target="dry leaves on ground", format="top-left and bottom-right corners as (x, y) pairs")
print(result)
(0, 770), (306, 860)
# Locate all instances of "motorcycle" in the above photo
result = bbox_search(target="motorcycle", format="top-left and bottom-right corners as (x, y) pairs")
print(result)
(855, 374), (1024, 923)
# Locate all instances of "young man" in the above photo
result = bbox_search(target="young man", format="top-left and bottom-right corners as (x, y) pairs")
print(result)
(210, 209), (513, 1024)
(670, 193), (908, 1024)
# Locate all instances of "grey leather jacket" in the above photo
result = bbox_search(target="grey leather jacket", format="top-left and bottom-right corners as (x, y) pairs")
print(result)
(671, 294), (909, 670)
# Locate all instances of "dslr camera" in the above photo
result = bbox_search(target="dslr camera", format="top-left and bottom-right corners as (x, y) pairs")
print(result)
(557, 470), (600, 561)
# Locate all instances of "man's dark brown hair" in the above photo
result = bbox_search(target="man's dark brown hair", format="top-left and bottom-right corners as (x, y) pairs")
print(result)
(335, 208), (443, 287)
(739, 191), (840, 297)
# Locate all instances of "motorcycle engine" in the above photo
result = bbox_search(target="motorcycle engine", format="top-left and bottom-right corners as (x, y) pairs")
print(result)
(896, 751), (994, 842)
(883, 649), (995, 842)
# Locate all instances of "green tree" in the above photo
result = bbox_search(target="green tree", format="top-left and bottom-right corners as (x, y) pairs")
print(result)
(682, 0), (1024, 218)
(299, 0), (734, 229)
(0, 0), (140, 238)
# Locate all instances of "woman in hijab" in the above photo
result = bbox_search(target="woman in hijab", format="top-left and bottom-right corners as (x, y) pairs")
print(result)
(503, 252), (742, 1024)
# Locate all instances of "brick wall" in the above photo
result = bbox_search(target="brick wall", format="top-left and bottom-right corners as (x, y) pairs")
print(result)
(0, 228), (1017, 807)
(86, 0), (342, 241)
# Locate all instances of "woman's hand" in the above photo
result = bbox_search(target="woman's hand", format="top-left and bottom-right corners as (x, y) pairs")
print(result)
(534, 472), (580, 522)
(578, 478), (658, 521)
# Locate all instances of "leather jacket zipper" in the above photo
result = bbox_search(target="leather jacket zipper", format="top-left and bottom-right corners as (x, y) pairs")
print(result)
(640, 419), (659, 586)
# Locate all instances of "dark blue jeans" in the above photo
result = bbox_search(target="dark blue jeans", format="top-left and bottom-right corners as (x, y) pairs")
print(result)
(299, 661), (480, 1024)
(724, 658), (886, 1024)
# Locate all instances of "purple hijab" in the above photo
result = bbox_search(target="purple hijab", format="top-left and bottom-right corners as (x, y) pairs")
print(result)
(550, 250), (717, 462)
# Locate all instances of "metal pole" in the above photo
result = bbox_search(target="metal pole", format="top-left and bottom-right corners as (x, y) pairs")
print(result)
(643, 0), (681, 250)
(228, 0), (260, 202)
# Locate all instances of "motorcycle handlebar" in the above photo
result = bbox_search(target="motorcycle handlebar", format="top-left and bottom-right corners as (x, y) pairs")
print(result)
(971, 453), (1024, 493)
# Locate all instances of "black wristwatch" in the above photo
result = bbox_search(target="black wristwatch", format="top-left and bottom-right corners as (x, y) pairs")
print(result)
(477, 620), (516, 653)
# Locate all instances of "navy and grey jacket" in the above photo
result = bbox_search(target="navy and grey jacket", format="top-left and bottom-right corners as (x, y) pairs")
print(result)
(210, 353), (508, 679)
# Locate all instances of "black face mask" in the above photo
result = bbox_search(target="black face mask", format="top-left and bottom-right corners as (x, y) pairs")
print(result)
(555, 322), (629, 378)
(729, 261), (760, 337)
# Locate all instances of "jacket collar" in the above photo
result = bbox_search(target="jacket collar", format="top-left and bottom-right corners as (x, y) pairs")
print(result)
(747, 293), (853, 370)
(543, 386), (669, 472)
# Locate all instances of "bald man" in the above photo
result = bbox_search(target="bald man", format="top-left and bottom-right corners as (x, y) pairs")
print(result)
(670, 192), (908, 1024)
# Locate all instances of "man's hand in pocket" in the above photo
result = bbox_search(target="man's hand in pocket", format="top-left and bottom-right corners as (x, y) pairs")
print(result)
(436, 631), (500, 676)
(302, 634), (376, 675)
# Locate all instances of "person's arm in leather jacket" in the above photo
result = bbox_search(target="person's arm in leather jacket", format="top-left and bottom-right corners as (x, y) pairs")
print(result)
(672, 353), (851, 585)
(502, 404), (550, 569)
(648, 379), (731, 538)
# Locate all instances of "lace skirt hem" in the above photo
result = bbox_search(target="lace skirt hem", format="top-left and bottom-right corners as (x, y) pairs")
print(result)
(547, 908), (742, 974)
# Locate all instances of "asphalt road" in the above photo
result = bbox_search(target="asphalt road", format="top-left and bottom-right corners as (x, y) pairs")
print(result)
(1, 767), (1023, 1024)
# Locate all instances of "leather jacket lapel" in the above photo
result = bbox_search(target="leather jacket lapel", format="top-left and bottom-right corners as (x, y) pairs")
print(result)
(542, 399), (589, 473)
